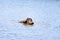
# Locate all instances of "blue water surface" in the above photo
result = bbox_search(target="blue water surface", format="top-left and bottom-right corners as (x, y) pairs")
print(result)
(0, 0), (60, 40)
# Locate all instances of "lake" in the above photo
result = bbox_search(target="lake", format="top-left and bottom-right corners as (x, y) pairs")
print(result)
(0, 0), (60, 40)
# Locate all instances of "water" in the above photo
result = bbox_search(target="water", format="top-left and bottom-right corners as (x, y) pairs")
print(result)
(0, 0), (60, 40)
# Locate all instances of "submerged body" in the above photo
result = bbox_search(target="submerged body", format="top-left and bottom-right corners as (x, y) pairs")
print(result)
(19, 18), (34, 25)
